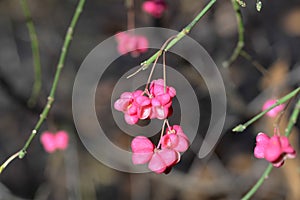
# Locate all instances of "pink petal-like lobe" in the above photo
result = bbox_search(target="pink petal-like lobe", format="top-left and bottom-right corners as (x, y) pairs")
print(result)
(55, 131), (69, 150)
(40, 132), (56, 153)
(131, 136), (154, 165)
(262, 99), (285, 118)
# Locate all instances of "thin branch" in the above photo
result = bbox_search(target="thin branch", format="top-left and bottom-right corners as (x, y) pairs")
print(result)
(233, 87), (300, 132)
(19, 0), (42, 106)
(241, 98), (300, 199)
(239, 50), (269, 77)
(223, 0), (244, 68)
(285, 98), (300, 137)
(0, 0), (86, 174)
(139, 0), (216, 71)
(241, 164), (273, 200)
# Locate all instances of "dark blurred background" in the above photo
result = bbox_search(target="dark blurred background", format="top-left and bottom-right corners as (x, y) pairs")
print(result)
(0, 0), (300, 199)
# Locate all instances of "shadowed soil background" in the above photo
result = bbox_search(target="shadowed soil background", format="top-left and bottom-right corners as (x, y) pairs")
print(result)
(0, 0), (300, 199)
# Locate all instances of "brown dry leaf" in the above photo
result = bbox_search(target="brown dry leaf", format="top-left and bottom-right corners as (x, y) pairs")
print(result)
(260, 59), (289, 90)
(282, 7), (300, 36)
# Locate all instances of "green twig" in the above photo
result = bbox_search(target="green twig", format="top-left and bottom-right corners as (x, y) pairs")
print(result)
(285, 98), (300, 137)
(0, 0), (86, 173)
(0, 152), (19, 174)
(233, 87), (300, 132)
(240, 50), (269, 77)
(139, 0), (216, 71)
(223, 0), (244, 68)
(241, 164), (273, 200)
(19, 0), (42, 106)
(241, 98), (300, 199)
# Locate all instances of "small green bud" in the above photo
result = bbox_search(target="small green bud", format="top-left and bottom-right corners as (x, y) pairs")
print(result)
(256, 1), (262, 12)
(236, 0), (246, 7)
(18, 150), (26, 159)
(232, 124), (246, 132)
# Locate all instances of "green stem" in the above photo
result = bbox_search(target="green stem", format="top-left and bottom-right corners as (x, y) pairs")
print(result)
(241, 98), (300, 199)
(0, 152), (19, 174)
(285, 98), (300, 137)
(241, 164), (273, 200)
(140, 0), (216, 70)
(240, 50), (269, 77)
(233, 87), (300, 132)
(21, 0), (85, 156)
(0, 0), (86, 173)
(223, 0), (244, 68)
(19, 0), (42, 106)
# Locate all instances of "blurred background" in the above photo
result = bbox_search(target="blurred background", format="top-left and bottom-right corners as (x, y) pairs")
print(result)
(0, 0), (300, 199)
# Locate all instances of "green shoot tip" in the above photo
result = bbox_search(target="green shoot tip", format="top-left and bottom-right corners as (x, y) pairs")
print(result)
(232, 124), (246, 132)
